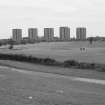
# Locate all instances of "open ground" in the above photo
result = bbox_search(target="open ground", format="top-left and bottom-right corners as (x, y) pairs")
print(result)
(0, 41), (105, 105)
(1, 41), (105, 63)
(0, 65), (105, 105)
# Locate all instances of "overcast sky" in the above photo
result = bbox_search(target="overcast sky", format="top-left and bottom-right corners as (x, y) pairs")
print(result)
(0, 0), (105, 39)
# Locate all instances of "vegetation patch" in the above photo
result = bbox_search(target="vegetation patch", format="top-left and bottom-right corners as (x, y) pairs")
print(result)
(77, 63), (96, 69)
(64, 60), (79, 67)
(0, 53), (105, 72)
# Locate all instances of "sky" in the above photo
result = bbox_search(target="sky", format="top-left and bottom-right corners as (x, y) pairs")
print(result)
(0, 0), (105, 39)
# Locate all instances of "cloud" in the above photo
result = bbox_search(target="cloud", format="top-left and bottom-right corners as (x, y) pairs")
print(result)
(0, 0), (105, 14)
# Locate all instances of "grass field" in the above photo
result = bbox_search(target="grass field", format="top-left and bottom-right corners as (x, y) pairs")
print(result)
(1, 41), (105, 64)
(0, 65), (105, 105)
(0, 41), (105, 105)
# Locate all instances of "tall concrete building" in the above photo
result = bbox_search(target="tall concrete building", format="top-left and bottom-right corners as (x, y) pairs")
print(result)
(28, 28), (38, 41)
(44, 28), (54, 41)
(76, 27), (86, 40)
(60, 27), (70, 41)
(12, 29), (22, 43)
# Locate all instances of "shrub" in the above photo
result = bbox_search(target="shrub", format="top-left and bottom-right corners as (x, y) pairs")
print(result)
(0, 42), (2, 46)
(64, 60), (79, 67)
(42, 58), (57, 65)
(0, 53), (105, 72)
(0, 53), (58, 66)
(8, 45), (13, 49)
(97, 65), (105, 72)
(78, 63), (96, 69)
(100, 67), (105, 72)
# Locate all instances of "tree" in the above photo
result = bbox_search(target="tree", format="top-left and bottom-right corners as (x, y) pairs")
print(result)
(0, 42), (2, 47)
(8, 38), (15, 49)
(89, 37), (93, 45)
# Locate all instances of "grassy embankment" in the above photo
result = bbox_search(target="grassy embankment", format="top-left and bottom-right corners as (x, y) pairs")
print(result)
(0, 53), (105, 72)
